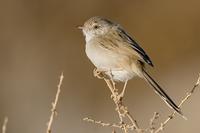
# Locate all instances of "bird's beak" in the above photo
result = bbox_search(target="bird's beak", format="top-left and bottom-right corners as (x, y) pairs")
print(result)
(77, 26), (83, 30)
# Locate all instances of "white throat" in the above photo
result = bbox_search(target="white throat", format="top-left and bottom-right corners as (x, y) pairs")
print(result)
(85, 33), (94, 42)
(83, 29), (95, 42)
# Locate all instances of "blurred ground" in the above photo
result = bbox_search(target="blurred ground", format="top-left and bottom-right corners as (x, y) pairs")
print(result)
(0, 0), (200, 133)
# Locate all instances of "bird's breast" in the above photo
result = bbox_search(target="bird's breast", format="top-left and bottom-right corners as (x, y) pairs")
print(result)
(85, 41), (137, 82)
(85, 41), (119, 68)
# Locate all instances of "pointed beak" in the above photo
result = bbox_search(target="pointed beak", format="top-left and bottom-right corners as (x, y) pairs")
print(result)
(77, 26), (83, 30)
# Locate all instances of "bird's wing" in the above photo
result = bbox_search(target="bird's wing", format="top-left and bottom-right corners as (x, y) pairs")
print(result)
(117, 27), (154, 67)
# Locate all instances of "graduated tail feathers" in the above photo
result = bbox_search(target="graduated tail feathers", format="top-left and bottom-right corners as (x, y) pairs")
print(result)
(142, 69), (186, 119)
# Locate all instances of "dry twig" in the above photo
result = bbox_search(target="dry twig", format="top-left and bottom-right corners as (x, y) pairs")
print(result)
(84, 70), (200, 133)
(2, 117), (8, 133)
(104, 78), (139, 132)
(154, 73), (200, 133)
(88, 70), (142, 133)
(46, 73), (64, 133)
(83, 117), (123, 129)
(83, 117), (136, 130)
(149, 112), (159, 133)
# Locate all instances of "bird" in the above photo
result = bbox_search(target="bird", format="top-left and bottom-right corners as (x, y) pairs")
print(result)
(79, 16), (183, 116)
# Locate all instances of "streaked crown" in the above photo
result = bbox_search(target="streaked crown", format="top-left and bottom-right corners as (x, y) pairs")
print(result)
(81, 16), (114, 42)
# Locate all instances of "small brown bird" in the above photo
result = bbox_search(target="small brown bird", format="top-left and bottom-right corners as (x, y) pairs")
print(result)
(79, 16), (183, 116)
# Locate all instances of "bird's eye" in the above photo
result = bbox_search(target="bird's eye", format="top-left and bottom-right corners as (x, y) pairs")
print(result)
(93, 25), (99, 29)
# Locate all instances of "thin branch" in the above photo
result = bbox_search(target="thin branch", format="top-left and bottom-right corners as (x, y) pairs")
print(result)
(149, 112), (159, 133)
(85, 69), (141, 132)
(154, 73), (200, 133)
(83, 117), (136, 130)
(103, 77), (140, 133)
(2, 117), (8, 133)
(85, 69), (200, 133)
(83, 117), (123, 129)
(46, 73), (64, 133)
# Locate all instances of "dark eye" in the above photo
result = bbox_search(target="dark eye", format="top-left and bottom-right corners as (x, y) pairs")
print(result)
(93, 25), (99, 29)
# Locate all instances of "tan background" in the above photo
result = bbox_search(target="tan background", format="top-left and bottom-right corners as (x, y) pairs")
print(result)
(0, 0), (200, 133)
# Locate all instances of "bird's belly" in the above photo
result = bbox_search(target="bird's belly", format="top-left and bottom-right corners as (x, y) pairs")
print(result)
(85, 43), (136, 82)
(107, 70), (136, 82)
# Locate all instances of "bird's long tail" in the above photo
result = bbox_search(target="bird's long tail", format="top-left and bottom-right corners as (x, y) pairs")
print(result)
(142, 69), (184, 117)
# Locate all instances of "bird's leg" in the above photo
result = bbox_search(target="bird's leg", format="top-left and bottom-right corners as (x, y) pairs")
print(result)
(107, 70), (118, 100)
(119, 80), (128, 100)
(93, 68), (117, 99)
(107, 68), (124, 93)
(110, 73), (117, 92)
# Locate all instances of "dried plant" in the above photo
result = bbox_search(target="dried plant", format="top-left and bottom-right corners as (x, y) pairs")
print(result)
(84, 70), (200, 133)
(46, 73), (64, 133)
(1, 117), (8, 133)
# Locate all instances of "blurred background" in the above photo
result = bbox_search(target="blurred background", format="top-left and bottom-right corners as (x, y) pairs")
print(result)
(0, 0), (200, 133)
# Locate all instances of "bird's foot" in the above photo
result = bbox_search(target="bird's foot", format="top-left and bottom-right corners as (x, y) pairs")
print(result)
(93, 68), (105, 79)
